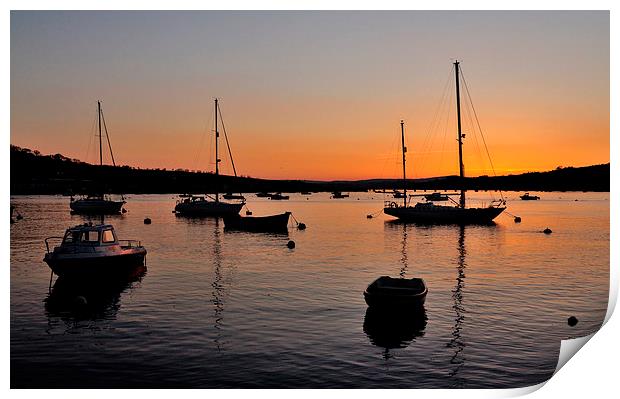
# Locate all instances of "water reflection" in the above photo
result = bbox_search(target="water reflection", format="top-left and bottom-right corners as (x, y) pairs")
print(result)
(44, 265), (147, 324)
(448, 226), (467, 387)
(363, 307), (427, 359)
(211, 219), (225, 352)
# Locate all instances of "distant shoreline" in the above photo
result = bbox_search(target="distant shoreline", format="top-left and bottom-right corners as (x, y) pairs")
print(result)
(10, 145), (610, 194)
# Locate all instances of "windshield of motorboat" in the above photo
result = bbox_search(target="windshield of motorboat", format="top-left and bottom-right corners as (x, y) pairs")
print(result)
(63, 229), (100, 244)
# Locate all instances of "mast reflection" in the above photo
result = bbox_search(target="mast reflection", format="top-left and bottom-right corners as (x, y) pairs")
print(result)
(448, 225), (467, 387)
(211, 219), (226, 352)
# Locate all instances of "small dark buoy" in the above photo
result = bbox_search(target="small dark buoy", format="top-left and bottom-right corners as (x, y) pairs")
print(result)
(287, 240), (295, 249)
(543, 228), (552, 234)
(568, 316), (578, 326)
(16, 213), (23, 220)
(122, 208), (127, 213)
(246, 210), (253, 215)
(298, 223), (306, 230)
(144, 218), (152, 224)
(367, 214), (373, 219)
(514, 216), (521, 223)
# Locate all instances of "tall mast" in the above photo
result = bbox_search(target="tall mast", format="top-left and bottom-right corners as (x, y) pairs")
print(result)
(454, 61), (466, 208)
(98, 100), (103, 199)
(400, 120), (407, 207)
(214, 98), (220, 203)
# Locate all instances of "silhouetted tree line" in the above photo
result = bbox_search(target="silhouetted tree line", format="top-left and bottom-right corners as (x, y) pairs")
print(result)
(10, 145), (609, 195)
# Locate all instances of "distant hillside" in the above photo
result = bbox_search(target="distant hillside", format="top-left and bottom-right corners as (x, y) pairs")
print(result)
(10, 145), (610, 194)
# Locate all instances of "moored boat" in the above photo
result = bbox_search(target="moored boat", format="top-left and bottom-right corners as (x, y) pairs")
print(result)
(174, 99), (244, 217)
(364, 276), (428, 308)
(269, 192), (290, 200)
(223, 212), (291, 232)
(383, 61), (506, 224)
(520, 192), (540, 200)
(70, 101), (126, 215)
(223, 192), (246, 200)
(175, 195), (244, 216)
(70, 195), (125, 214)
(424, 192), (449, 202)
(331, 191), (349, 199)
(44, 223), (146, 278)
(256, 192), (272, 198)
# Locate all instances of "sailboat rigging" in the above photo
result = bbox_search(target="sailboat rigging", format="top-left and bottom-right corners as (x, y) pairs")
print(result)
(383, 61), (506, 224)
(69, 101), (126, 215)
(174, 98), (245, 217)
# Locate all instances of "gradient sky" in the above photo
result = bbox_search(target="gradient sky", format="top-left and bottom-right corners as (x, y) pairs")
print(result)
(10, 11), (609, 180)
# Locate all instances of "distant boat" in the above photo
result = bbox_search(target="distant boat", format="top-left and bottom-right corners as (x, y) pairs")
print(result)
(331, 191), (349, 199)
(70, 101), (125, 215)
(300, 191), (312, 195)
(44, 223), (146, 278)
(223, 212), (291, 233)
(269, 192), (290, 200)
(364, 276), (428, 308)
(223, 193), (246, 200)
(174, 99), (245, 217)
(424, 192), (449, 202)
(520, 193), (540, 200)
(392, 190), (406, 199)
(384, 61), (506, 224)
(256, 192), (272, 198)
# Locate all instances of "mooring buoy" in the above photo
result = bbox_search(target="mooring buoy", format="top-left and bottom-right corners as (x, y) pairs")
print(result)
(514, 216), (521, 223)
(367, 214), (373, 219)
(543, 228), (552, 234)
(287, 240), (296, 249)
(568, 316), (578, 326)
(144, 218), (152, 224)
(298, 223), (306, 230)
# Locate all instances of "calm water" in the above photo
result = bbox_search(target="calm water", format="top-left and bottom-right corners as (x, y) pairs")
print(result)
(10, 192), (609, 388)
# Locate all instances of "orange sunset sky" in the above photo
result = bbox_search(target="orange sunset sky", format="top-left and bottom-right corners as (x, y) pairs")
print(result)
(10, 11), (609, 181)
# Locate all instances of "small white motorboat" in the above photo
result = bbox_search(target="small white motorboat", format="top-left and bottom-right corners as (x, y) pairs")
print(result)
(44, 223), (146, 278)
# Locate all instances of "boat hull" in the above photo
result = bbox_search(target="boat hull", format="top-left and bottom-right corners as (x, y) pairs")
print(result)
(224, 212), (291, 233)
(44, 247), (147, 278)
(384, 204), (505, 224)
(70, 199), (125, 214)
(364, 276), (428, 308)
(174, 201), (243, 217)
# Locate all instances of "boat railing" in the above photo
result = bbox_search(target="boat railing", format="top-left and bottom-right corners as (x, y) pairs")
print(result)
(384, 200), (399, 208)
(44, 236), (64, 253)
(119, 239), (142, 248)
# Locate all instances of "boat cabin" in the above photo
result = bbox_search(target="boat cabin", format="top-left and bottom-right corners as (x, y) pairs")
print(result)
(60, 224), (119, 247)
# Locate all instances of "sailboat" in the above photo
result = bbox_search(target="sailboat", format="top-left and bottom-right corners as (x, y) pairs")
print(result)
(383, 61), (506, 224)
(174, 99), (245, 217)
(70, 101), (125, 214)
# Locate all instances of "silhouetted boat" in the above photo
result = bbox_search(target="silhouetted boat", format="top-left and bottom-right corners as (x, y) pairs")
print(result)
(269, 192), (289, 200)
(44, 223), (146, 278)
(223, 193), (246, 200)
(392, 190), (406, 199)
(256, 192), (272, 198)
(520, 192), (540, 200)
(300, 191), (312, 195)
(384, 61), (506, 224)
(424, 192), (449, 202)
(331, 191), (349, 199)
(223, 212), (291, 232)
(70, 101), (125, 215)
(364, 276), (427, 308)
(174, 99), (245, 216)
